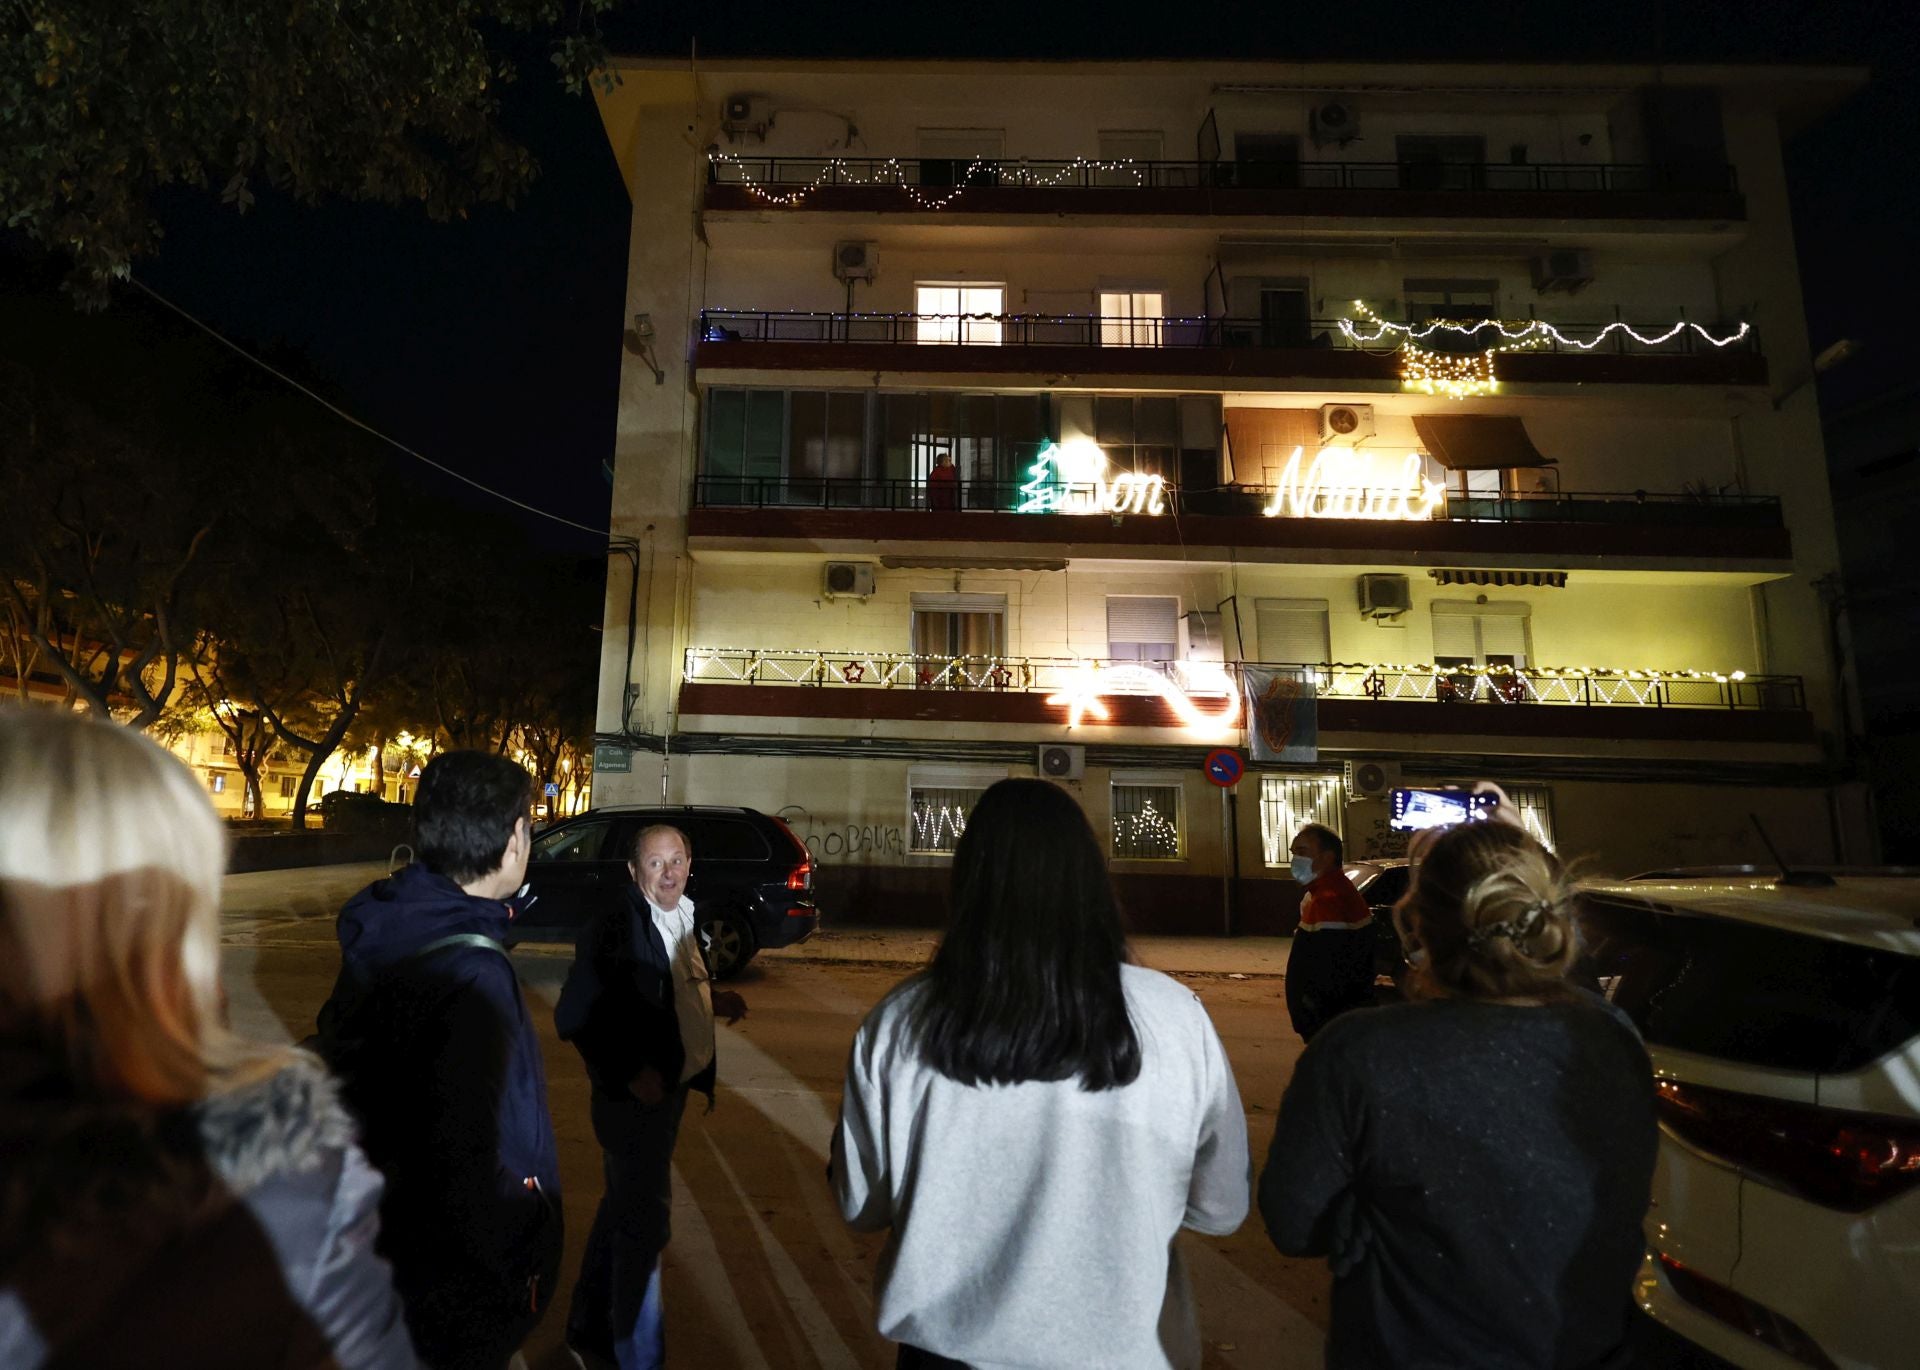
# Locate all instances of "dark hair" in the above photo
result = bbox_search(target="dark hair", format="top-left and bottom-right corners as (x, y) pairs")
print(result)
(412, 752), (532, 884)
(1396, 821), (1580, 1002)
(1298, 823), (1343, 863)
(910, 779), (1141, 1091)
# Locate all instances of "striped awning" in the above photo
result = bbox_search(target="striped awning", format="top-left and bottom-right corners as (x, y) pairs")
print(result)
(1429, 568), (1569, 587)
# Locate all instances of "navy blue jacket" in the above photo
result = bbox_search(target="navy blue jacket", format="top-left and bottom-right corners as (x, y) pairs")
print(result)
(555, 885), (717, 1111)
(320, 864), (562, 1360)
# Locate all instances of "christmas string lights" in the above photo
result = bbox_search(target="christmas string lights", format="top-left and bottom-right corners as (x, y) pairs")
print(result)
(709, 152), (1148, 209)
(1114, 801), (1181, 859)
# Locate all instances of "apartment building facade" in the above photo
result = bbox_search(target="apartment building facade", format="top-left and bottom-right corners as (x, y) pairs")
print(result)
(588, 57), (1867, 932)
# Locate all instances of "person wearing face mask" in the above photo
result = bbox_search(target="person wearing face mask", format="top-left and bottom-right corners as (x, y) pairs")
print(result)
(1282, 823), (1377, 1042)
(556, 825), (748, 1369)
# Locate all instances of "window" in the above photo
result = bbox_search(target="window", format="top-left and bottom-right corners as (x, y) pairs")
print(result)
(916, 284), (1004, 344)
(278, 776), (296, 799)
(533, 820), (611, 862)
(220, 737), (236, 757)
(1107, 595), (1179, 662)
(1403, 278), (1498, 325)
(1259, 774), (1345, 865)
(912, 592), (1007, 659)
(209, 772), (226, 794)
(1093, 394), (1178, 478)
(1234, 133), (1301, 188)
(1259, 285), (1310, 348)
(702, 389), (785, 495)
(1502, 784), (1556, 851)
(918, 128), (1003, 187)
(1396, 135), (1488, 191)
(1099, 291), (1164, 347)
(1255, 598), (1331, 666)
(1431, 601), (1531, 669)
(1449, 467), (1506, 499)
(788, 391), (869, 485)
(908, 767), (1003, 853)
(1112, 779), (1184, 860)
(1097, 130), (1162, 184)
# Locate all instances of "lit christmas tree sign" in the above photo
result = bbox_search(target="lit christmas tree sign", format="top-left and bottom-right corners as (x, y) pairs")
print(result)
(1261, 446), (1446, 521)
(1018, 439), (1167, 516)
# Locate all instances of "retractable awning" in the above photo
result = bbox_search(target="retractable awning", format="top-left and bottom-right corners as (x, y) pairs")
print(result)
(1429, 568), (1569, 588)
(1412, 415), (1553, 470)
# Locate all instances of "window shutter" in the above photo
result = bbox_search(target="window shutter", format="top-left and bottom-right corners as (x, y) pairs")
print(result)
(1431, 609), (1478, 660)
(1107, 596), (1180, 644)
(1480, 613), (1529, 664)
(911, 592), (1007, 614)
(1254, 598), (1331, 664)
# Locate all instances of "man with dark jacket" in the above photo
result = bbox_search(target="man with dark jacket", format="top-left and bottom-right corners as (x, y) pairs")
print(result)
(557, 823), (747, 1369)
(316, 751), (562, 1369)
(1284, 822), (1378, 1041)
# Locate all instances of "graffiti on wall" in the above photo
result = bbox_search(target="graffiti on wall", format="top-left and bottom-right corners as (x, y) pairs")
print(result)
(778, 804), (906, 862)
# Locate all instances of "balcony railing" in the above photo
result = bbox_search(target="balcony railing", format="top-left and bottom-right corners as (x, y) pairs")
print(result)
(691, 475), (1784, 528)
(708, 155), (1739, 197)
(698, 310), (1756, 357)
(683, 648), (1803, 712)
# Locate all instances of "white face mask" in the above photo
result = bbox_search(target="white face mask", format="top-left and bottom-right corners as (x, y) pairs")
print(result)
(1290, 856), (1318, 885)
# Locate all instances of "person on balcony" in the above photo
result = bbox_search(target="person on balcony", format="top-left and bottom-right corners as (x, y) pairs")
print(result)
(926, 451), (960, 512)
(831, 779), (1249, 1368)
(1283, 823), (1376, 1041)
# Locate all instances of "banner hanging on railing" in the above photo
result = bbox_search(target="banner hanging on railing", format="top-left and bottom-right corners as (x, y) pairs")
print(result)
(1242, 666), (1319, 764)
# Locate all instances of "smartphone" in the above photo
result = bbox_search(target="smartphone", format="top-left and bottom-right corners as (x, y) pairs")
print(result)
(1389, 787), (1499, 832)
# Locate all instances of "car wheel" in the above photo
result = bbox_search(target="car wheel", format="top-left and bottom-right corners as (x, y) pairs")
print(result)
(696, 909), (757, 980)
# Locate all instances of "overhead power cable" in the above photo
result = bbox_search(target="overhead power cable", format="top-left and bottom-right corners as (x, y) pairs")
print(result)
(128, 278), (613, 538)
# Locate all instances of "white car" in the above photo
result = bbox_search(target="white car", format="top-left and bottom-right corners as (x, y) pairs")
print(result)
(1580, 869), (1920, 1370)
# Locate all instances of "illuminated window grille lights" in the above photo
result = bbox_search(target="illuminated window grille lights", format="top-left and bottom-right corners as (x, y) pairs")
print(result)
(709, 152), (1146, 209)
(1340, 300), (1753, 400)
(911, 802), (969, 852)
(1114, 801), (1180, 860)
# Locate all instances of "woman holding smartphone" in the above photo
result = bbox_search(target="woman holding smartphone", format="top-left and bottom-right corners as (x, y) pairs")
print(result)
(830, 778), (1250, 1369)
(1258, 816), (1656, 1370)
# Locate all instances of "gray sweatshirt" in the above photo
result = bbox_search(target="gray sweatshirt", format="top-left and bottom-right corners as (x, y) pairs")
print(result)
(830, 964), (1250, 1369)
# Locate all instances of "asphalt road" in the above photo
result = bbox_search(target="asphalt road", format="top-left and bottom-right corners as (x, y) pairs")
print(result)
(218, 864), (1725, 1370)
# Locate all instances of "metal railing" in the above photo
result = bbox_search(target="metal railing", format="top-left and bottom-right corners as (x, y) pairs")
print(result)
(698, 310), (1757, 357)
(683, 648), (1803, 711)
(708, 156), (1739, 196)
(691, 476), (1783, 527)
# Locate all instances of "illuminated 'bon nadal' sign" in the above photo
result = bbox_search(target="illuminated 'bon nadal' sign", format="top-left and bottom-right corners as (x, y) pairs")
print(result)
(1015, 440), (1443, 521)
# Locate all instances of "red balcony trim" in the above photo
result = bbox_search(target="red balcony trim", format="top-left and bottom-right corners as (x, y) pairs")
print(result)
(693, 339), (1769, 388)
(685, 507), (1793, 563)
(703, 183), (1747, 224)
(676, 683), (1814, 745)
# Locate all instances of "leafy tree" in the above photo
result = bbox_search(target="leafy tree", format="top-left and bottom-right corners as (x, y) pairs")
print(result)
(4, 0), (618, 305)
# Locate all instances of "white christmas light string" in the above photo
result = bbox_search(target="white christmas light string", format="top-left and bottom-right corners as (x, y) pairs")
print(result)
(709, 151), (1146, 208)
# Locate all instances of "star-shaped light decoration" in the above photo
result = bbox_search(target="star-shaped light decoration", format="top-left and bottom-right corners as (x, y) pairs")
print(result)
(1043, 663), (1112, 729)
(841, 661), (866, 684)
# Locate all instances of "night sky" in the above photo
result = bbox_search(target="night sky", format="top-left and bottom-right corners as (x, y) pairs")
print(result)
(121, 0), (1920, 548)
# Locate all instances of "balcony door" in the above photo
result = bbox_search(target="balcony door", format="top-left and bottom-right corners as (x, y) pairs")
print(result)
(912, 593), (1007, 683)
(1397, 135), (1487, 191)
(1432, 601), (1532, 699)
(916, 284), (1005, 345)
(1099, 290), (1165, 348)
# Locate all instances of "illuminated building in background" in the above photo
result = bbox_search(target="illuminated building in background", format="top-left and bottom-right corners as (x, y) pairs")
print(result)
(582, 55), (1871, 934)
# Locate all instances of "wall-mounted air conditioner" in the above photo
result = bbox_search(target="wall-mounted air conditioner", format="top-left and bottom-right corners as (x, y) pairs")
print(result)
(833, 240), (877, 283)
(823, 562), (876, 599)
(1309, 101), (1361, 147)
(1347, 759), (1403, 800)
(721, 94), (772, 141)
(1320, 403), (1376, 444)
(1038, 744), (1086, 780)
(1358, 573), (1412, 620)
(1531, 249), (1596, 294)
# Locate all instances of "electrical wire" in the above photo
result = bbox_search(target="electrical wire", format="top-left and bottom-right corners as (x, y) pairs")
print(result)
(127, 278), (613, 539)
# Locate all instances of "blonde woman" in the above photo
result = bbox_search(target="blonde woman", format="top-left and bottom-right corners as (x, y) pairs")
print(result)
(1258, 820), (1656, 1370)
(0, 708), (415, 1369)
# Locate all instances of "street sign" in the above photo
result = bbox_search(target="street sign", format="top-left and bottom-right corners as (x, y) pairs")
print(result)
(1203, 748), (1245, 788)
(593, 743), (632, 774)
(544, 782), (560, 797)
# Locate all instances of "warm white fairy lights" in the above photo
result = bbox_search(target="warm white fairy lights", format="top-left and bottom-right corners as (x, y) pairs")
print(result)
(1260, 446), (1446, 520)
(1114, 801), (1181, 860)
(1340, 299), (1752, 399)
(708, 152), (1146, 209)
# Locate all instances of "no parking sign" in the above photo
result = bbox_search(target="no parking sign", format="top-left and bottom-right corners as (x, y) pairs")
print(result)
(1203, 748), (1245, 788)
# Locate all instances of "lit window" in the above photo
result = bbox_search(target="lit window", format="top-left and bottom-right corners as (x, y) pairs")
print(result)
(1259, 775), (1345, 866)
(1099, 291), (1164, 347)
(909, 785), (986, 853)
(1112, 781), (1183, 860)
(1502, 784), (1557, 851)
(209, 772), (226, 794)
(916, 285), (1005, 345)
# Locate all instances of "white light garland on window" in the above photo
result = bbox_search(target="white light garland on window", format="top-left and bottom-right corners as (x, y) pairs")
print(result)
(708, 152), (1145, 209)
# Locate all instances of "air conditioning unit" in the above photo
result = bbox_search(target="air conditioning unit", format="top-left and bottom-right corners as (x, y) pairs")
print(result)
(1038, 744), (1086, 780)
(1319, 403), (1376, 445)
(822, 562), (875, 599)
(721, 93), (772, 140)
(1309, 101), (1361, 148)
(1347, 759), (1403, 800)
(832, 240), (877, 283)
(1358, 573), (1412, 620)
(1531, 249), (1596, 294)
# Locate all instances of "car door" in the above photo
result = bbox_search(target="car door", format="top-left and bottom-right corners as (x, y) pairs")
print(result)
(519, 817), (622, 941)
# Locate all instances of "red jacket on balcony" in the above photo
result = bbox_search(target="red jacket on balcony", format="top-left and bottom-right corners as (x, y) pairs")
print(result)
(927, 457), (960, 511)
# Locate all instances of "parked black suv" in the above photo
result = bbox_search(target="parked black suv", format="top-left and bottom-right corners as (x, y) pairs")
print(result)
(514, 805), (818, 978)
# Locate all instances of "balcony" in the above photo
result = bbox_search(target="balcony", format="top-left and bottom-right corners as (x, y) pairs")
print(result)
(677, 649), (1812, 746)
(704, 155), (1745, 225)
(694, 309), (1768, 389)
(687, 477), (1792, 565)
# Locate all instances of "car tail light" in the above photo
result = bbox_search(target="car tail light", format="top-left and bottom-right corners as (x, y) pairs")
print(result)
(1656, 1254), (1838, 1369)
(1655, 1079), (1920, 1212)
(786, 859), (813, 892)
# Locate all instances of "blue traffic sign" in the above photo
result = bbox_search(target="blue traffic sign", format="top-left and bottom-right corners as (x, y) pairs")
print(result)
(544, 782), (560, 797)
(1203, 748), (1245, 788)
